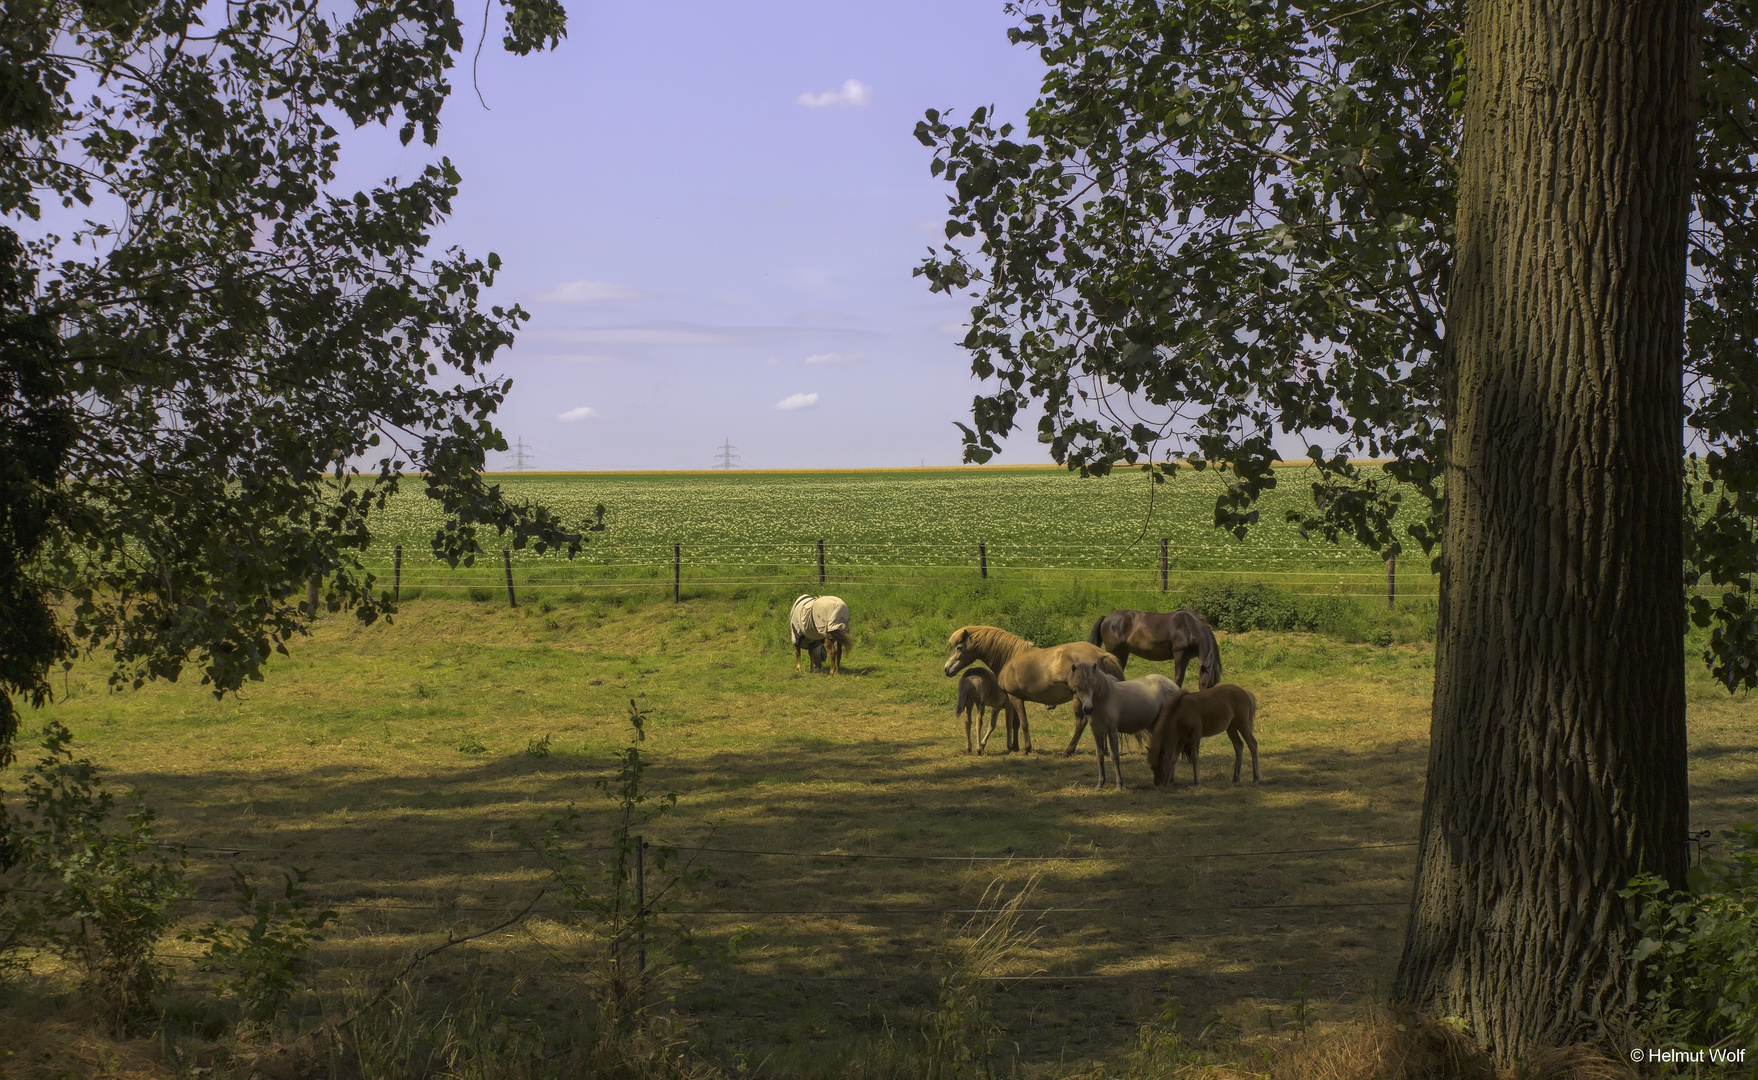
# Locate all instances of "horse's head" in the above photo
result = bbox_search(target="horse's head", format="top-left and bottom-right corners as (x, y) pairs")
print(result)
(1066, 661), (1104, 711)
(944, 627), (977, 677)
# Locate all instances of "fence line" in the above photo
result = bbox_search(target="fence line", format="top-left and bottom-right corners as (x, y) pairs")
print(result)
(166, 839), (1416, 862)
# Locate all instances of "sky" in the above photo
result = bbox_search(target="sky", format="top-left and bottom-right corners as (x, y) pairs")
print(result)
(335, 0), (1058, 471)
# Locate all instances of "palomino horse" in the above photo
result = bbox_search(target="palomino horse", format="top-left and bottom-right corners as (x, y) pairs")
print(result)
(942, 626), (1123, 754)
(955, 666), (1015, 754)
(1065, 662), (1182, 789)
(791, 594), (851, 674)
(1087, 609), (1222, 688)
(1146, 684), (1260, 786)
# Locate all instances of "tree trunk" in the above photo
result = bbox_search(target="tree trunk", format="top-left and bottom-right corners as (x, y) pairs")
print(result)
(1394, 0), (1695, 1062)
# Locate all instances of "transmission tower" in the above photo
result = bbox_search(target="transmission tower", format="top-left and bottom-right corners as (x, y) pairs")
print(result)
(507, 437), (535, 472)
(713, 438), (740, 469)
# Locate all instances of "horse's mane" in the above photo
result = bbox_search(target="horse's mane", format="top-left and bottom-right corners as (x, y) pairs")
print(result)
(952, 625), (1034, 669)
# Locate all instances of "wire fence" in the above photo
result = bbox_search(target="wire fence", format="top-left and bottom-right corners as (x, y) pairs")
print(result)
(319, 537), (1433, 603)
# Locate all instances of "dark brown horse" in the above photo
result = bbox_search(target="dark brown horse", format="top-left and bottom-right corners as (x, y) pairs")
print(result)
(1087, 609), (1221, 689)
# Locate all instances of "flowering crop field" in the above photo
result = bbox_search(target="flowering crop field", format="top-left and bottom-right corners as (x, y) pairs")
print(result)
(351, 466), (1432, 597)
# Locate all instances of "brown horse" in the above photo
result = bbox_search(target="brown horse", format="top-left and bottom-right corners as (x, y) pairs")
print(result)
(943, 626), (1124, 754)
(1146, 684), (1260, 787)
(955, 666), (1015, 754)
(1088, 609), (1221, 688)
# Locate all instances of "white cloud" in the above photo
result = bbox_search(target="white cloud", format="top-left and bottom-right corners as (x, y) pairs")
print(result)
(557, 406), (599, 422)
(523, 352), (624, 363)
(764, 356), (780, 366)
(804, 351), (863, 365)
(531, 280), (649, 304)
(796, 79), (872, 108)
(774, 392), (819, 411)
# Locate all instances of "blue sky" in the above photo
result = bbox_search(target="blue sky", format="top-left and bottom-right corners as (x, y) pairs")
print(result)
(339, 1), (1056, 470)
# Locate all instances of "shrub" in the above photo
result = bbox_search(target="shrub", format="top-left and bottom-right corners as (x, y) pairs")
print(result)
(0, 722), (187, 1033)
(181, 867), (337, 1023)
(468, 586), (497, 602)
(1624, 824), (1758, 1058)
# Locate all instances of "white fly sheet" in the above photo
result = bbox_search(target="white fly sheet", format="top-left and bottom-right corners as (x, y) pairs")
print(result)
(789, 594), (850, 646)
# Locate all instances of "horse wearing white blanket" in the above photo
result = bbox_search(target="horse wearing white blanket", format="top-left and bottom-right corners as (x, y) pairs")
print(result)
(790, 594), (851, 675)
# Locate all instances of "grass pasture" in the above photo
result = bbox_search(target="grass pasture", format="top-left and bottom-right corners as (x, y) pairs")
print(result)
(9, 573), (1758, 1074)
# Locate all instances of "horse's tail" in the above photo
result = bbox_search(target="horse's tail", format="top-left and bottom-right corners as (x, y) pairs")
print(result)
(826, 626), (852, 655)
(1087, 615), (1107, 647)
(1196, 616), (1222, 690)
(1098, 651), (1125, 681)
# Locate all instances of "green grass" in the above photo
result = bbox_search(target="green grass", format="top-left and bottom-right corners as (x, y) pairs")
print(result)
(351, 465), (1433, 598)
(8, 582), (1756, 1075)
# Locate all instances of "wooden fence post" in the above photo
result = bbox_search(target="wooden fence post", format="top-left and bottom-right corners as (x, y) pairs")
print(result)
(817, 538), (825, 585)
(635, 835), (647, 995)
(979, 541), (987, 580)
(1387, 553), (1397, 609)
(503, 548), (516, 608)
(1160, 538), (1168, 593)
(393, 544), (402, 602)
(674, 543), (681, 603)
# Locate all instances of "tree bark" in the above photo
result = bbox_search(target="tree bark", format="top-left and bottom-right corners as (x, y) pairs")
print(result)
(1394, 0), (1695, 1062)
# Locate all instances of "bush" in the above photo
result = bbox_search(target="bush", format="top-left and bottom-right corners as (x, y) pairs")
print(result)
(1624, 824), (1758, 1058)
(181, 867), (337, 1023)
(468, 586), (497, 602)
(1183, 581), (1347, 633)
(0, 722), (187, 1033)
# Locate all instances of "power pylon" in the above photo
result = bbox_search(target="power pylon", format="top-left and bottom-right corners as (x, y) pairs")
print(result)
(714, 438), (740, 469)
(508, 437), (535, 471)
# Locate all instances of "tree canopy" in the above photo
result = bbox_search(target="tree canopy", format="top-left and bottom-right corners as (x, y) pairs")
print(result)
(915, 0), (1758, 685)
(0, 0), (595, 773)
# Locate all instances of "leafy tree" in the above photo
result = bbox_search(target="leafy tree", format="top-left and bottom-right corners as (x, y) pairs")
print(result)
(0, 0), (597, 782)
(918, 0), (1751, 1061)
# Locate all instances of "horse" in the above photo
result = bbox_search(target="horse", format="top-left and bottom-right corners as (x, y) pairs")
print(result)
(790, 594), (851, 675)
(1087, 609), (1222, 688)
(1065, 662), (1182, 789)
(1146, 684), (1260, 787)
(955, 667), (1016, 754)
(942, 626), (1124, 754)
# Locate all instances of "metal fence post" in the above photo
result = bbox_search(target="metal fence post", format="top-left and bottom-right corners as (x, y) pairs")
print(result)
(393, 544), (402, 602)
(503, 548), (516, 608)
(674, 543), (681, 603)
(1160, 538), (1168, 593)
(979, 541), (987, 580)
(1387, 553), (1397, 609)
(818, 538), (825, 585)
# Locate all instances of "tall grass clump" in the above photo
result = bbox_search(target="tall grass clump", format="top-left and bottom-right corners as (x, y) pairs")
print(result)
(923, 877), (1039, 1080)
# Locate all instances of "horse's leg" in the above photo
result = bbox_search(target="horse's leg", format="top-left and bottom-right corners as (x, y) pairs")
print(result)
(1110, 726), (1125, 791)
(1173, 649), (1190, 688)
(1244, 725), (1261, 782)
(1064, 706), (1089, 757)
(1092, 720), (1109, 789)
(1018, 698), (1032, 754)
(1229, 728), (1245, 784)
(964, 706), (974, 754)
(795, 643), (802, 672)
(1189, 736), (1201, 786)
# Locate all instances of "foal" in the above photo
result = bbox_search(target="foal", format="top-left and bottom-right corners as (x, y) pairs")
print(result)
(1147, 685), (1260, 786)
(955, 666), (1015, 754)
